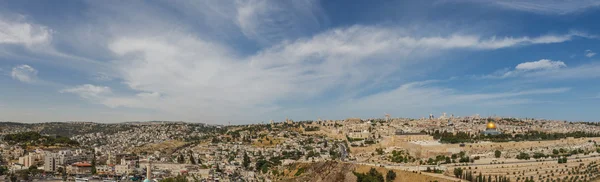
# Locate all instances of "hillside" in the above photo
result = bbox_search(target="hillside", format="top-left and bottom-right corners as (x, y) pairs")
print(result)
(279, 161), (456, 182)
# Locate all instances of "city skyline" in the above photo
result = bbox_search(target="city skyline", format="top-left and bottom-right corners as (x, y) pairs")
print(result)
(1, 0), (600, 124)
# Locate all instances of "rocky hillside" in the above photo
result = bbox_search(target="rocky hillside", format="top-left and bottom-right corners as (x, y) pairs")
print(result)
(279, 161), (456, 182)
(280, 161), (357, 182)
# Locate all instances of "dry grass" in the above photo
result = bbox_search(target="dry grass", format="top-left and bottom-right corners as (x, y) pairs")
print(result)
(253, 136), (284, 147)
(278, 161), (456, 182)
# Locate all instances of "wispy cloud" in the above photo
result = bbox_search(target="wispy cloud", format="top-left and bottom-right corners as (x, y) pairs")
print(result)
(10, 64), (38, 83)
(477, 59), (600, 82)
(515, 59), (566, 71)
(336, 81), (570, 115)
(521, 63), (600, 80)
(60, 84), (112, 100)
(235, 0), (326, 44)
(480, 59), (567, 79)
(464, 0), (600, 14)
(585, 50), (596, 58)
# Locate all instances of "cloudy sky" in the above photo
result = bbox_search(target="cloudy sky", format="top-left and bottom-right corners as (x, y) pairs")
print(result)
(1, 0), (599, 123)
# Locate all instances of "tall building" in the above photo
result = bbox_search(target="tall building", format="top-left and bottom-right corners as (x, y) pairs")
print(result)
(44, 153), (59, 172)
(18, 155), (31, 168)
(44, 150), (93, 172)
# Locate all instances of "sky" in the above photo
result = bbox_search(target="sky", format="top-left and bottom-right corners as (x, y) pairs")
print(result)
(1, 0), (600, 124)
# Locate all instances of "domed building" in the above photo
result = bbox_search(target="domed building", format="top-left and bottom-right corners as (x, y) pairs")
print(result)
(482, 121), (501, 136)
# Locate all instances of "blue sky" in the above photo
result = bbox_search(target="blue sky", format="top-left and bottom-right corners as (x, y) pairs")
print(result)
(1, 0), (600, 123)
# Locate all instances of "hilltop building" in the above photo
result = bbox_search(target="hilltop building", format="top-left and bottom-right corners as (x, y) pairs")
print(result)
(481, 121), (501, 136)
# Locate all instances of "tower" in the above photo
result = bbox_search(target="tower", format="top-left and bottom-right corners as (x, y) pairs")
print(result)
(144, 157), (152, 182)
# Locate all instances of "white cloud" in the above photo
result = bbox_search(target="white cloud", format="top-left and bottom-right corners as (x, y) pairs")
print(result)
(18, 1), (590, 123)
(10, 65), (38, 83)
(479, 60), (600, 81)
(60, 84), (112, 100)
(515, 59), (566, 70)
(0, 17), (52, 46)
(585, 50), (596, 58)
(53, 24), (582, 122)
(479, 59), (567, 79)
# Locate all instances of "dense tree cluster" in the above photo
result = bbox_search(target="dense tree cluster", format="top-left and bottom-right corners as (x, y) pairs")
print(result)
(430, 130), (600, 144)
(353, 168), (384, 182)
(304, 126), (320, 131)
(388, 150), (414, 163)
(557, 156), (568, 164)
(454, 169), (511, 182)
(516, 152), (530, 160)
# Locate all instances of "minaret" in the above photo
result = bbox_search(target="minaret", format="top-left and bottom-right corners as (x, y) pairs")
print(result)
(144, 157), (152, 182)
(147, 162), (151, 180)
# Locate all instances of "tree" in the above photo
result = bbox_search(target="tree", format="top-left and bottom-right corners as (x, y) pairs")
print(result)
(91, 150), (97, 174)
(242, 152), (251, 169)
(9, 174), (17, 182)
(354, 168), (384, 182)
(516, 152), (530, 160)
(376, 148), (384, 155)
(386, 170), (396, 182)
(61, 166), (67, 181)
(189, 154), (196, 164)
(177, 154), (185, 164)
(453, 168), (463, 178)
(553, 149), (559, 155)
(255, 159), (270, 173)
(495, 150), (502, 158)
(0, 166), (8, 175)
(18, 170), (30, 181)
(559, 148), (566, 153)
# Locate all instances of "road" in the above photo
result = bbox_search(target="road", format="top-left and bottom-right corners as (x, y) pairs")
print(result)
(337, 143), (348, 161)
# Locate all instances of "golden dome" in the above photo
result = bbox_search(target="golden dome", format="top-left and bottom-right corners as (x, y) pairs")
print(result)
(486, 122), (497, 129)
